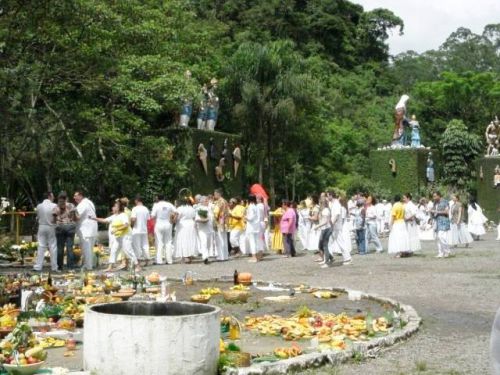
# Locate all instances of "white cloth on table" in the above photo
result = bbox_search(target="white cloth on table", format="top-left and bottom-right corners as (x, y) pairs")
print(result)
(174, 205), (198, 258)
(388, 221), (409, 254)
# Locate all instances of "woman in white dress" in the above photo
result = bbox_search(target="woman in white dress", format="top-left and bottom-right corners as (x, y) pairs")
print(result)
(449, 194), (473, 247)
(403, 193), (421, 253)
(174, 198), (198, 263)
(307, 195), (321, 253)
(297, 201), (310, 250)
(195, 196), (214, 264)
(388, 195), (410, 257)
(467, 198), (487, 240)
(417, 198), (434, 241)
(329, 198), (352, 265)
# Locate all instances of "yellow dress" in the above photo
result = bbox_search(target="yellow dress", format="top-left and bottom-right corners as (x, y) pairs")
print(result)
(270, 208), (284, 253)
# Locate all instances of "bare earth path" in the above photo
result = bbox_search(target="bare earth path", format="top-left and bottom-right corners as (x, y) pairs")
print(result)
(20, 232), (500, 374)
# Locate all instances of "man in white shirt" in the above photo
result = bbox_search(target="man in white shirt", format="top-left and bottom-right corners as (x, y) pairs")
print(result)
(34, 192), (58, 272)
(151, 194), (176, 265)
(73, 191), (98, 270)
(131, 195), (151, 265)
(246, 195), (261, 262)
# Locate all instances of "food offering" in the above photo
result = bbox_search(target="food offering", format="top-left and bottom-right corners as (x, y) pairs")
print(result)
(0, 323), (47, 371)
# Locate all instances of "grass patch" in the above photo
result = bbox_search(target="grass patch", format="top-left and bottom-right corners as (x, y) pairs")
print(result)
(415, 360), (428, 372)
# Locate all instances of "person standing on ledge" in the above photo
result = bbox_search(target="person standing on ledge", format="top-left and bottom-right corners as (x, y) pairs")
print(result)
(34, 192), (58, 272)
(431, 191), (451, 258)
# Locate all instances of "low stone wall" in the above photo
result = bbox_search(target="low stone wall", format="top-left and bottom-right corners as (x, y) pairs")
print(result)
(222, 281), (422, 375)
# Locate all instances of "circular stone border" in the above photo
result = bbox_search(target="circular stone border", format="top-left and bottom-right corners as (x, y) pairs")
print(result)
(213, 279), (422, 375)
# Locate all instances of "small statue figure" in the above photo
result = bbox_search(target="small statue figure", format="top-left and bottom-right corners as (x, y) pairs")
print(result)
(389, 158), (396, 175)
(215, 157), (225, 182)
(197, 84), (209, 130)
(221, 138), (228, 159)
(197, 143), (208, 175)
(209, 138), (217, 161)
(206, 78), (219, 131)
(426, 152), (435, 183)
(494, 165), (500, 188)
(409, 114), (421, 148)
(485, 116), (500, 156)
(179, 70), (193, 127)
(233, 144), (241, 176)
(392, 94), (410, 147)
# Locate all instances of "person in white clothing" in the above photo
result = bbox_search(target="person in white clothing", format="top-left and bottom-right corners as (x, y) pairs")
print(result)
(34, 192), (58, 272)
(449, 194), (473, 247)
(95, 200), (139, 272)
(467, 198), (487, 240)
(375, 200), (385, 235)
(382, 200), (392, 235)
(131, 195), (151, 265)
(256, 195), (268, 253)
(245, 195), (261, 263)
(195, 196), (215, 264)
(297, 201), (310, 250)
(151, 194), (176, 265)
(73, 191), (98, 270)
(173, 198), (198, 262)
(403, 193), (421, 253)
(365, 196), (383, 253)
(329, 199), (352, 265)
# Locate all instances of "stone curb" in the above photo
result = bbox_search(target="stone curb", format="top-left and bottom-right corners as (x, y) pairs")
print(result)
(217, 279), (422, 375)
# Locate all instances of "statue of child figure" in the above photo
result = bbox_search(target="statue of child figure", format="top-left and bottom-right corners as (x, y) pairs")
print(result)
(409, 114), (421, 148)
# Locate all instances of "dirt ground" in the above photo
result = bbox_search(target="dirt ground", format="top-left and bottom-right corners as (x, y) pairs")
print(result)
(4, 231), (500, 374)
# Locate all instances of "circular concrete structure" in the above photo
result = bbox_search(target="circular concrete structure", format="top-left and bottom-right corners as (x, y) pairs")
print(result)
(84, 301), (220, 375)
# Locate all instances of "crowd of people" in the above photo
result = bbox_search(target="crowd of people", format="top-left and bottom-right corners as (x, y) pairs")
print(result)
(33, 188), (497, 272)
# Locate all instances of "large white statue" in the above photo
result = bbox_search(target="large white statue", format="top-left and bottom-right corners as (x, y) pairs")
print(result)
(392, 94), (410, 146)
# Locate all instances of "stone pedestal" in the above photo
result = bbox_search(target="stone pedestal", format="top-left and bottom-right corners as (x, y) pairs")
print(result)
(475, 157), (500, 223)
(370, 148), (436, 197)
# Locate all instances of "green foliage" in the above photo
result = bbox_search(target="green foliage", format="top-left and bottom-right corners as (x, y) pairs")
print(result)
(441, 120), (481, 189)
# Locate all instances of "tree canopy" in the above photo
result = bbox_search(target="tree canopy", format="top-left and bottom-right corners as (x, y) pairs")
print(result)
(0, 0), (497, 207)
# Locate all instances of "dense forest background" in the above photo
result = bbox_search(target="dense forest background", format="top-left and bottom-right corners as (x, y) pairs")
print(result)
(0, 0), (499, 208)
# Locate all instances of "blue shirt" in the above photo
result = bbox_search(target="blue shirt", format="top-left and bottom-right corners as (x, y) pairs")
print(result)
(434, 199), (450, 232)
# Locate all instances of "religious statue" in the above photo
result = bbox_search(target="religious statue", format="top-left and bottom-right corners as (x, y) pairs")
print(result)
(485, 116), (500, 157)
(197, 84), (209, 130)
(392, 94), (410, 147)
(179, 70), (193, 127)
(206, 78), (219, 131)
(494, 165), (500, 188)
(197, 143), (208, 175)
(221, 138), (228, 159)
(215, 157), (225, 182)
(232, 144), (241, 176)
(209, 138), (217, 161)
(409, 114), (421, 148)
(426, 152), (435, 183)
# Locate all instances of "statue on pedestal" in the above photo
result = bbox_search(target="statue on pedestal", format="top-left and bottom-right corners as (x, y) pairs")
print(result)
(179, 71), (193, 127)
(233, 144), (241, 176)
(197, 84), (209, 130)
(409, 115), (421, 148)
(197, 143), (208, 175)
(215, 157), (225, 182)
(426, 152), (435, 183)
(392, 94), (410, 147)
(486, 116), (500, 156)
(206, 78), (219, 131)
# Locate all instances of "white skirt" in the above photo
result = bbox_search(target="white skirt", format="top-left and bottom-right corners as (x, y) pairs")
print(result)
(406, 222), (421, 252)
(174, 220), (198, 258)
(450, 223), (473, 245)
(329, 225), (352, 255)
(388, 221), (410, 254)
(419, 223), (435, 241)
(468, 223), (485, 236)
(307, 226), (321, 251)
